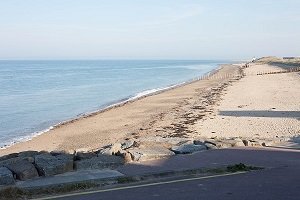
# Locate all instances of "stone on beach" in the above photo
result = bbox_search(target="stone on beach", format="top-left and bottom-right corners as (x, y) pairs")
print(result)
(100, 143), (122, 155)
(0, 167), (15, 185)
(74, 154), (124, 170)
(128, 146), (175, 161)
(171, 144), (207, 154)
(34, 153), (74, 176)
(121, 140), (135, 150)
(5, 159), (39, 180)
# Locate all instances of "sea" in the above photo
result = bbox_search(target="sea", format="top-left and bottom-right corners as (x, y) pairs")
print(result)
(0, 60), (229, 148)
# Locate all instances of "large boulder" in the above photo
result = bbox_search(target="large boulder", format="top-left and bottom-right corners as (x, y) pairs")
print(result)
(128, 146), (175, 161)
(171, 144), (207, 154)
(18, 151), (40, 158)
(34, 153), (74, 176)
(0, 167), (15, 185)
(0, 156), (34, 166)
(74, 155), (124, 170)
(0, 153), (19, 162)
(5, 159), (39, 180)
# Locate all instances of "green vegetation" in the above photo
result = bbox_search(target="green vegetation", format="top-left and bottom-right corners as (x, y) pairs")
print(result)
(255, 56), (300, 67)
(0, 187), (29, 200)
(226, 163), (263, 172)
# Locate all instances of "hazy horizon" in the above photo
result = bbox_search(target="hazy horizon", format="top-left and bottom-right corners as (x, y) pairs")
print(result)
(1, 0), (299, 60)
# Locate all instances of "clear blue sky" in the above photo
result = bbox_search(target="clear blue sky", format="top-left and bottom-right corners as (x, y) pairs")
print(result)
(0, 0), (299, 60)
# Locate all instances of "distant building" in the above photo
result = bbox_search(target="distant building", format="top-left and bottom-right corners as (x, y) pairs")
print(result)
(283, 57), (296, 59)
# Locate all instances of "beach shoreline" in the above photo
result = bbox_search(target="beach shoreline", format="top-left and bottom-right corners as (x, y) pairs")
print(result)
(0, 61), (299, 156)
(0, 63), (243, 156)
(0, 63), (225, 150)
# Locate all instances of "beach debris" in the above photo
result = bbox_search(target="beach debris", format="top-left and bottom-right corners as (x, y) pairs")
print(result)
(74, 154), (124, 170)
(0, 167), (15, 186)
(5, 159), (39, 181)
(171, 143), (207, 154)
(128, 146), (175, 162)
(34, 153), (74, 176)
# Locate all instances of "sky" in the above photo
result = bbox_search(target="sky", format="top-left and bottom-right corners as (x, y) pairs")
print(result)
(0, 0), (299, 60)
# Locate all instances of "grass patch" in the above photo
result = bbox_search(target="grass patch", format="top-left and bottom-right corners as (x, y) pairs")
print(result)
(226, 163), (262, 172)
(0, 186), (30, 200)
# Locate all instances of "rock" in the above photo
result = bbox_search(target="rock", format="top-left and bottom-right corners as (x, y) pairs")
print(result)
(18, 151), (40, 158)
(34, 153), (74, 176)
(122, 152), (132, 163)
(50, 149), (75, 156)
(121, 140), (135, 150)
(205, 139), (234, 148)
(74, 155), (124, 170)
(5, 159), (39, 180)
(0, 153), (19, 162)
(0, 156), (34, 167)
(205, 143), (219, 150)
(261, 140), (274, 147)
(128, 146), (175, 162)
(231, 138), (245, 147)
(171, 144), (207, 154)
(0, 167), (15, 185)
(100, 143), (122, 155)
(129, 151), (141, 161)
(249, 140), (262, 147)
(243, 140), (261, 147)
(193, 139), (205, 145)
(75, 152), (97, 160)
(75, 148), (90, 153)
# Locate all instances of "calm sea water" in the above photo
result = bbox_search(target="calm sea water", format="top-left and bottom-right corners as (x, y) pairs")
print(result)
(0, 60), (228, 147)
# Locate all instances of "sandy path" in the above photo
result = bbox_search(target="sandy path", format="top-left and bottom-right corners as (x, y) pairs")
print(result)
(196, 64), (300, 139)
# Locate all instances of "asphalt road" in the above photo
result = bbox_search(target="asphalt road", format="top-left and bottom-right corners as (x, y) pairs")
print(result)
(35, 148), (300, 200)
(48, 166), (300, 200)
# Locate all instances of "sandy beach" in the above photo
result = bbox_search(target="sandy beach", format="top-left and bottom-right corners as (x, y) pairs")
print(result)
(0, 62), (299, 156)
